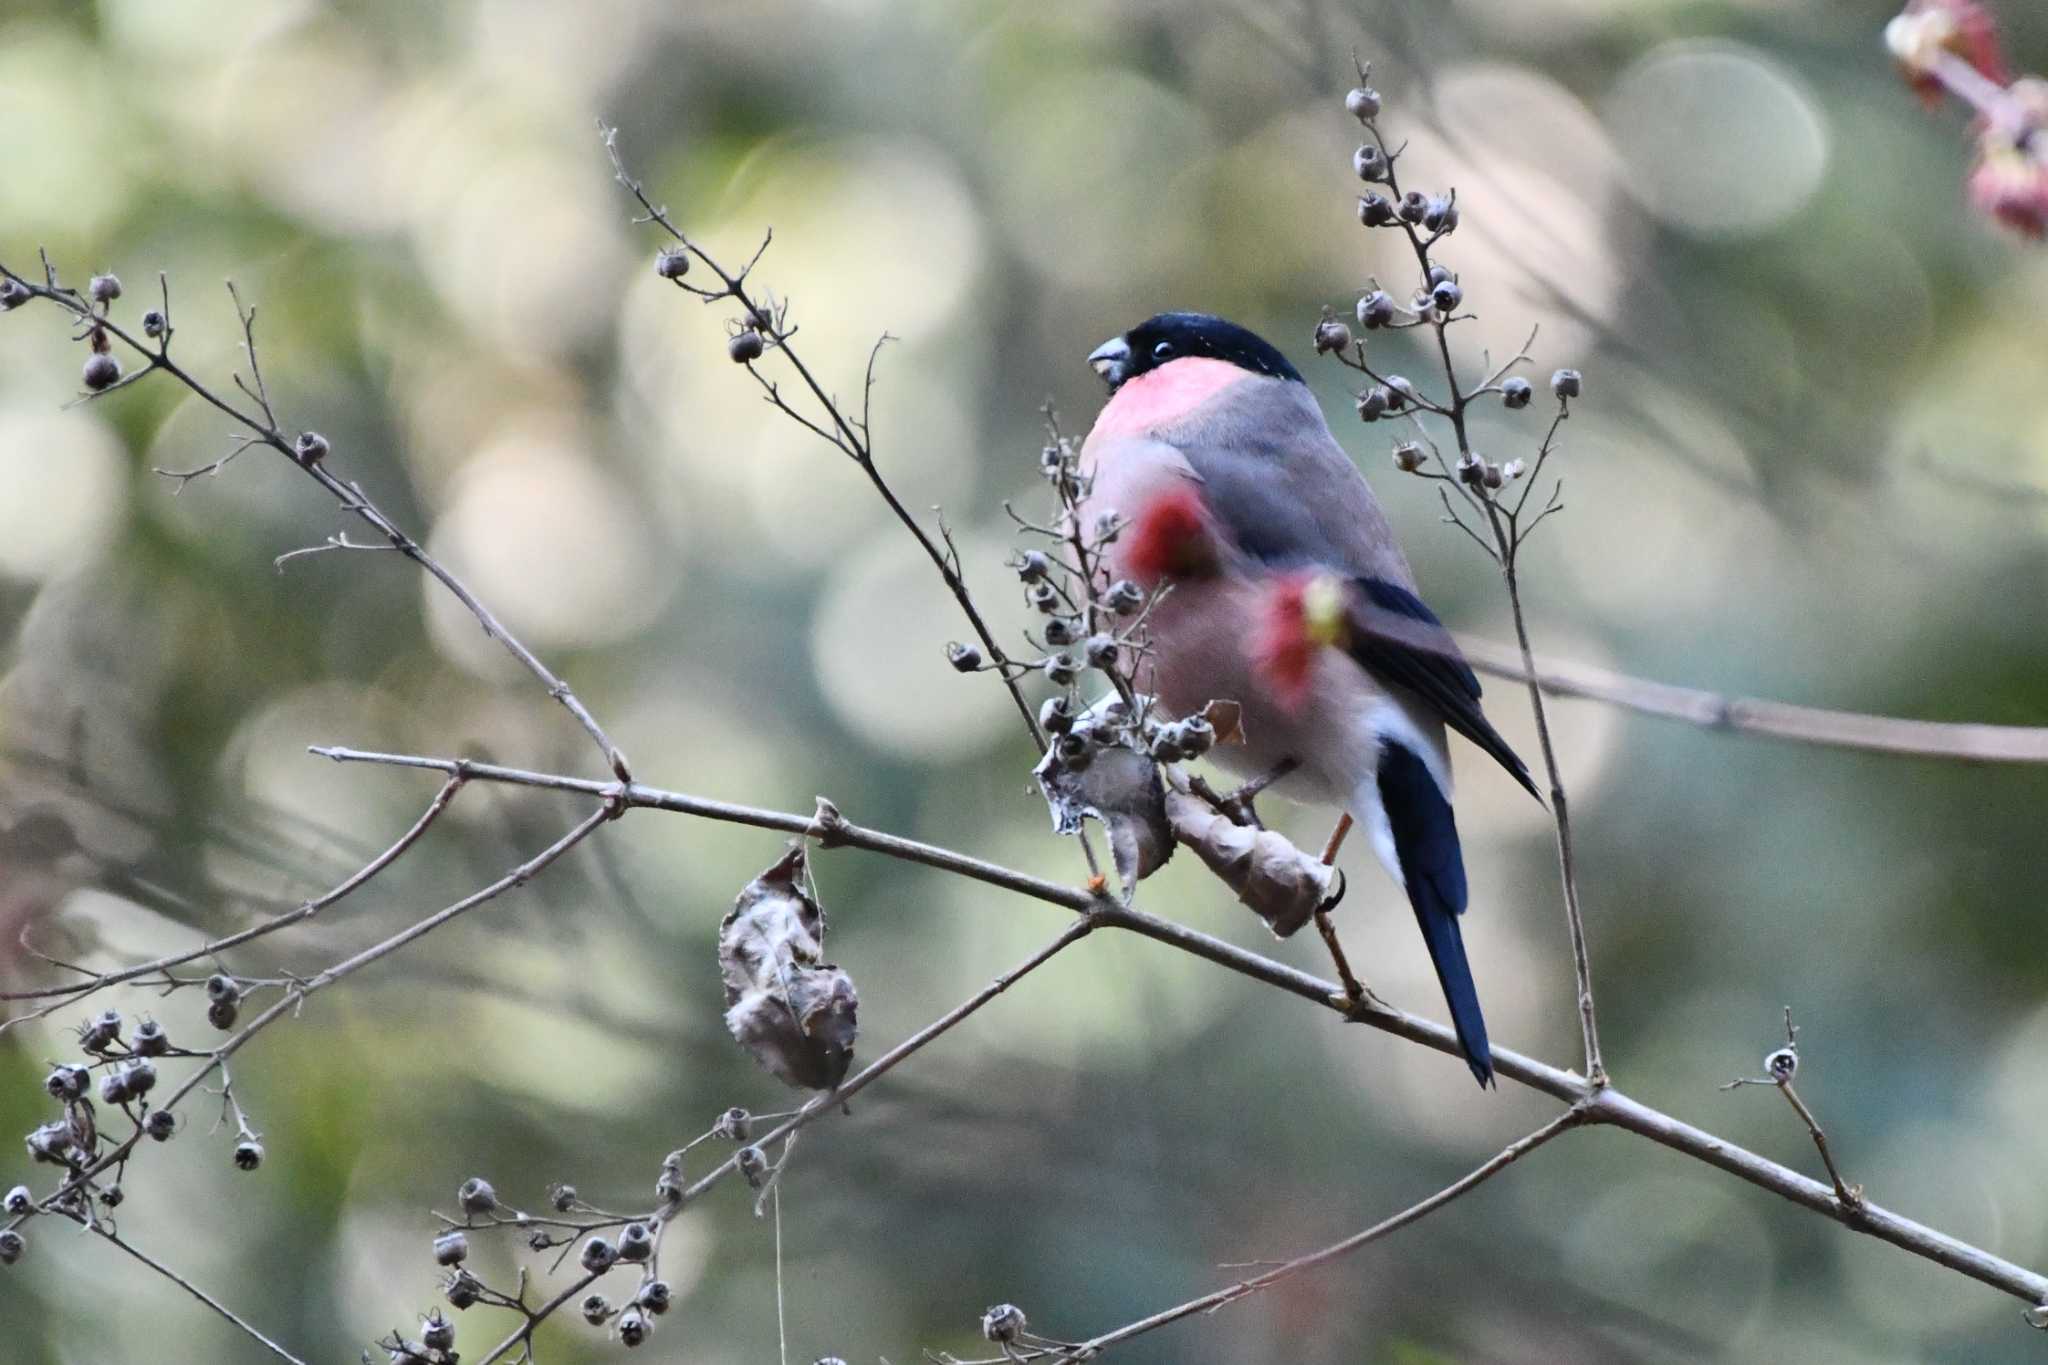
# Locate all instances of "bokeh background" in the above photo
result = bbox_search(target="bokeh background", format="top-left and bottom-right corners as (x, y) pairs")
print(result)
(2, 1), (2046, 1361)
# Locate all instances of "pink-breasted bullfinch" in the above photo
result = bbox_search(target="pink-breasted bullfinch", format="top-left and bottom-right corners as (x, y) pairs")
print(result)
(1079, 312), (1539, 1086)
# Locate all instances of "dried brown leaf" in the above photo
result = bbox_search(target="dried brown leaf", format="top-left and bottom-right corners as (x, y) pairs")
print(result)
(718, 844), (858, 1091)
(1163, 788), (1336, 937)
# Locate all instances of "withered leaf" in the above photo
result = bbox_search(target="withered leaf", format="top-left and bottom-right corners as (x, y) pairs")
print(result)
(1163, 788), (1336, 937)
(1033, 740), (1174, 897)
(718, 844), (858, 1092)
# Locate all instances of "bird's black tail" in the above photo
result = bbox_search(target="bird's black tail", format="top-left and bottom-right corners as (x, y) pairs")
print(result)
(1378, 741), (1494, 1086)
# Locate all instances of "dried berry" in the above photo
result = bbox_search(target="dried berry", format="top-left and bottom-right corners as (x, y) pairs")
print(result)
(88, 273), (122, 304)
(233, 1139), (265, 1171)
(1043, 653), (1079, 687)
(1352, 144), (1388, 183)
(736, 1145), (769, 1189)
(1500, 376), (1533, 410)
(1551, 368), (1582, 399)
(617, 1307), (650, 1346)
(1392, 441), (1426, 473)
(0, 1229), (24, 1266)
(655, 247), (690, 280)
(580, 1236), (619, 1273)
(713, 1107), (752, 1142)
(444, 1269), (483, 1309)
(145, 1109), (177, 1142)
(1398, 190), (1428, 223)
(141, 308), (166, 337)
(1106, 579), (1144, 614)
(207, 997), (240, 1030)
(1039, 696), (1076, 735)
(1429, 279), (1462, 312)
(45, 1065), (89, 1101)
(294, 431), (330, 464)
(131, 1018), (168, 1056)
(1345, 86), (1382, 121)
(421, 1310), (456, 1351)
(582, 1293), (613, 1325)
(1357, 193), (1395, 227)
(1313, 318), (1352, 354)
(617, 1221), (654, 1262)
(3, 1186), (29, 1215)
(458, 1177), (497, 1215)
(945, 641), (982, 673)
(982, 1303), (1028, 1343)
(434, 1230), (470, 1266)
(638, 1280), (673, 1315)
(81, 352), (122, 392)
(1355, 290), (1395, 330)
(728, 330), (765, 363)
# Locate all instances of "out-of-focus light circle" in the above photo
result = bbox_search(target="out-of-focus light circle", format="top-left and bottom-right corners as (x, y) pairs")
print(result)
(991, 69), (1214, 288)
(1606, 42), (1829, 238)
(1840, 1119), (2033, 1333)
(424, 429), (672, 674)
(1426, 63), (1632, 356)
(810, 530), (1019, 759)
(0, 407), (128, 582)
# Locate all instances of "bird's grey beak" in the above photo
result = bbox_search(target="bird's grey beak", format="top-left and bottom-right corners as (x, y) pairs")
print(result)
(1088, 336), (1131, 389)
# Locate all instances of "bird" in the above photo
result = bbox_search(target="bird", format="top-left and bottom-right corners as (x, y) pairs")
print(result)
(1077, 311), (1540, 1086)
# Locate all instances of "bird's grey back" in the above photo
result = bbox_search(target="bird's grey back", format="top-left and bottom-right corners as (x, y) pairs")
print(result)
(1150, 374), (1415, 588)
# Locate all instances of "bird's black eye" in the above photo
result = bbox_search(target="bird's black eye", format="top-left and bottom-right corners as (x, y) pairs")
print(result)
(1152, 340), (1175, 361)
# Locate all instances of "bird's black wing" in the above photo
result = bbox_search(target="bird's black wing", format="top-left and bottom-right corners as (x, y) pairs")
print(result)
(1349, 579), (1542, 803)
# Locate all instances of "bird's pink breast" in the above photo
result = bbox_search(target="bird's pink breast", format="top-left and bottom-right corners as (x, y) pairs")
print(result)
(1090, 357), (1252, 441)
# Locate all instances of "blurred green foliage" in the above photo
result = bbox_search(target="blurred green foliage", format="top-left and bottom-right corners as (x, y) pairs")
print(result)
(1, 1), (2046, 1362)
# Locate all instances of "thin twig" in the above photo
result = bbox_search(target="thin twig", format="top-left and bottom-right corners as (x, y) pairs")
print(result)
(0, 259), (633, 782)
(1722, 1009), (1863, 1212)
(469, 915), (1100, 1365)
(1455, 634), (2048, 764)
(0, 774), (466, 1020)
(599, 124), (1042, 748)
(90, 1223), (309, 1364)
(1053, 1106), (1585, 1359)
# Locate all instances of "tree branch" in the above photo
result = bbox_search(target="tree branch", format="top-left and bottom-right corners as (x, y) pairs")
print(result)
(293, 743), (2048, 1314)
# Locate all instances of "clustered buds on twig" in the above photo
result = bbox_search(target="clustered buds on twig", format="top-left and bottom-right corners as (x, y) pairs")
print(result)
(1887, 0), (2048, 237)
(1320, 64), (1582, 569)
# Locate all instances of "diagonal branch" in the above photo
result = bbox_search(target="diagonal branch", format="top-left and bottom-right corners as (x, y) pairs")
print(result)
(294, 743), (2048, 1312)
(88, 1222), (308, 1365)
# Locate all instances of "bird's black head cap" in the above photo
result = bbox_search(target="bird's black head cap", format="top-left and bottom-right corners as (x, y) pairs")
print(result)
(1088, 312), (1303, 392)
